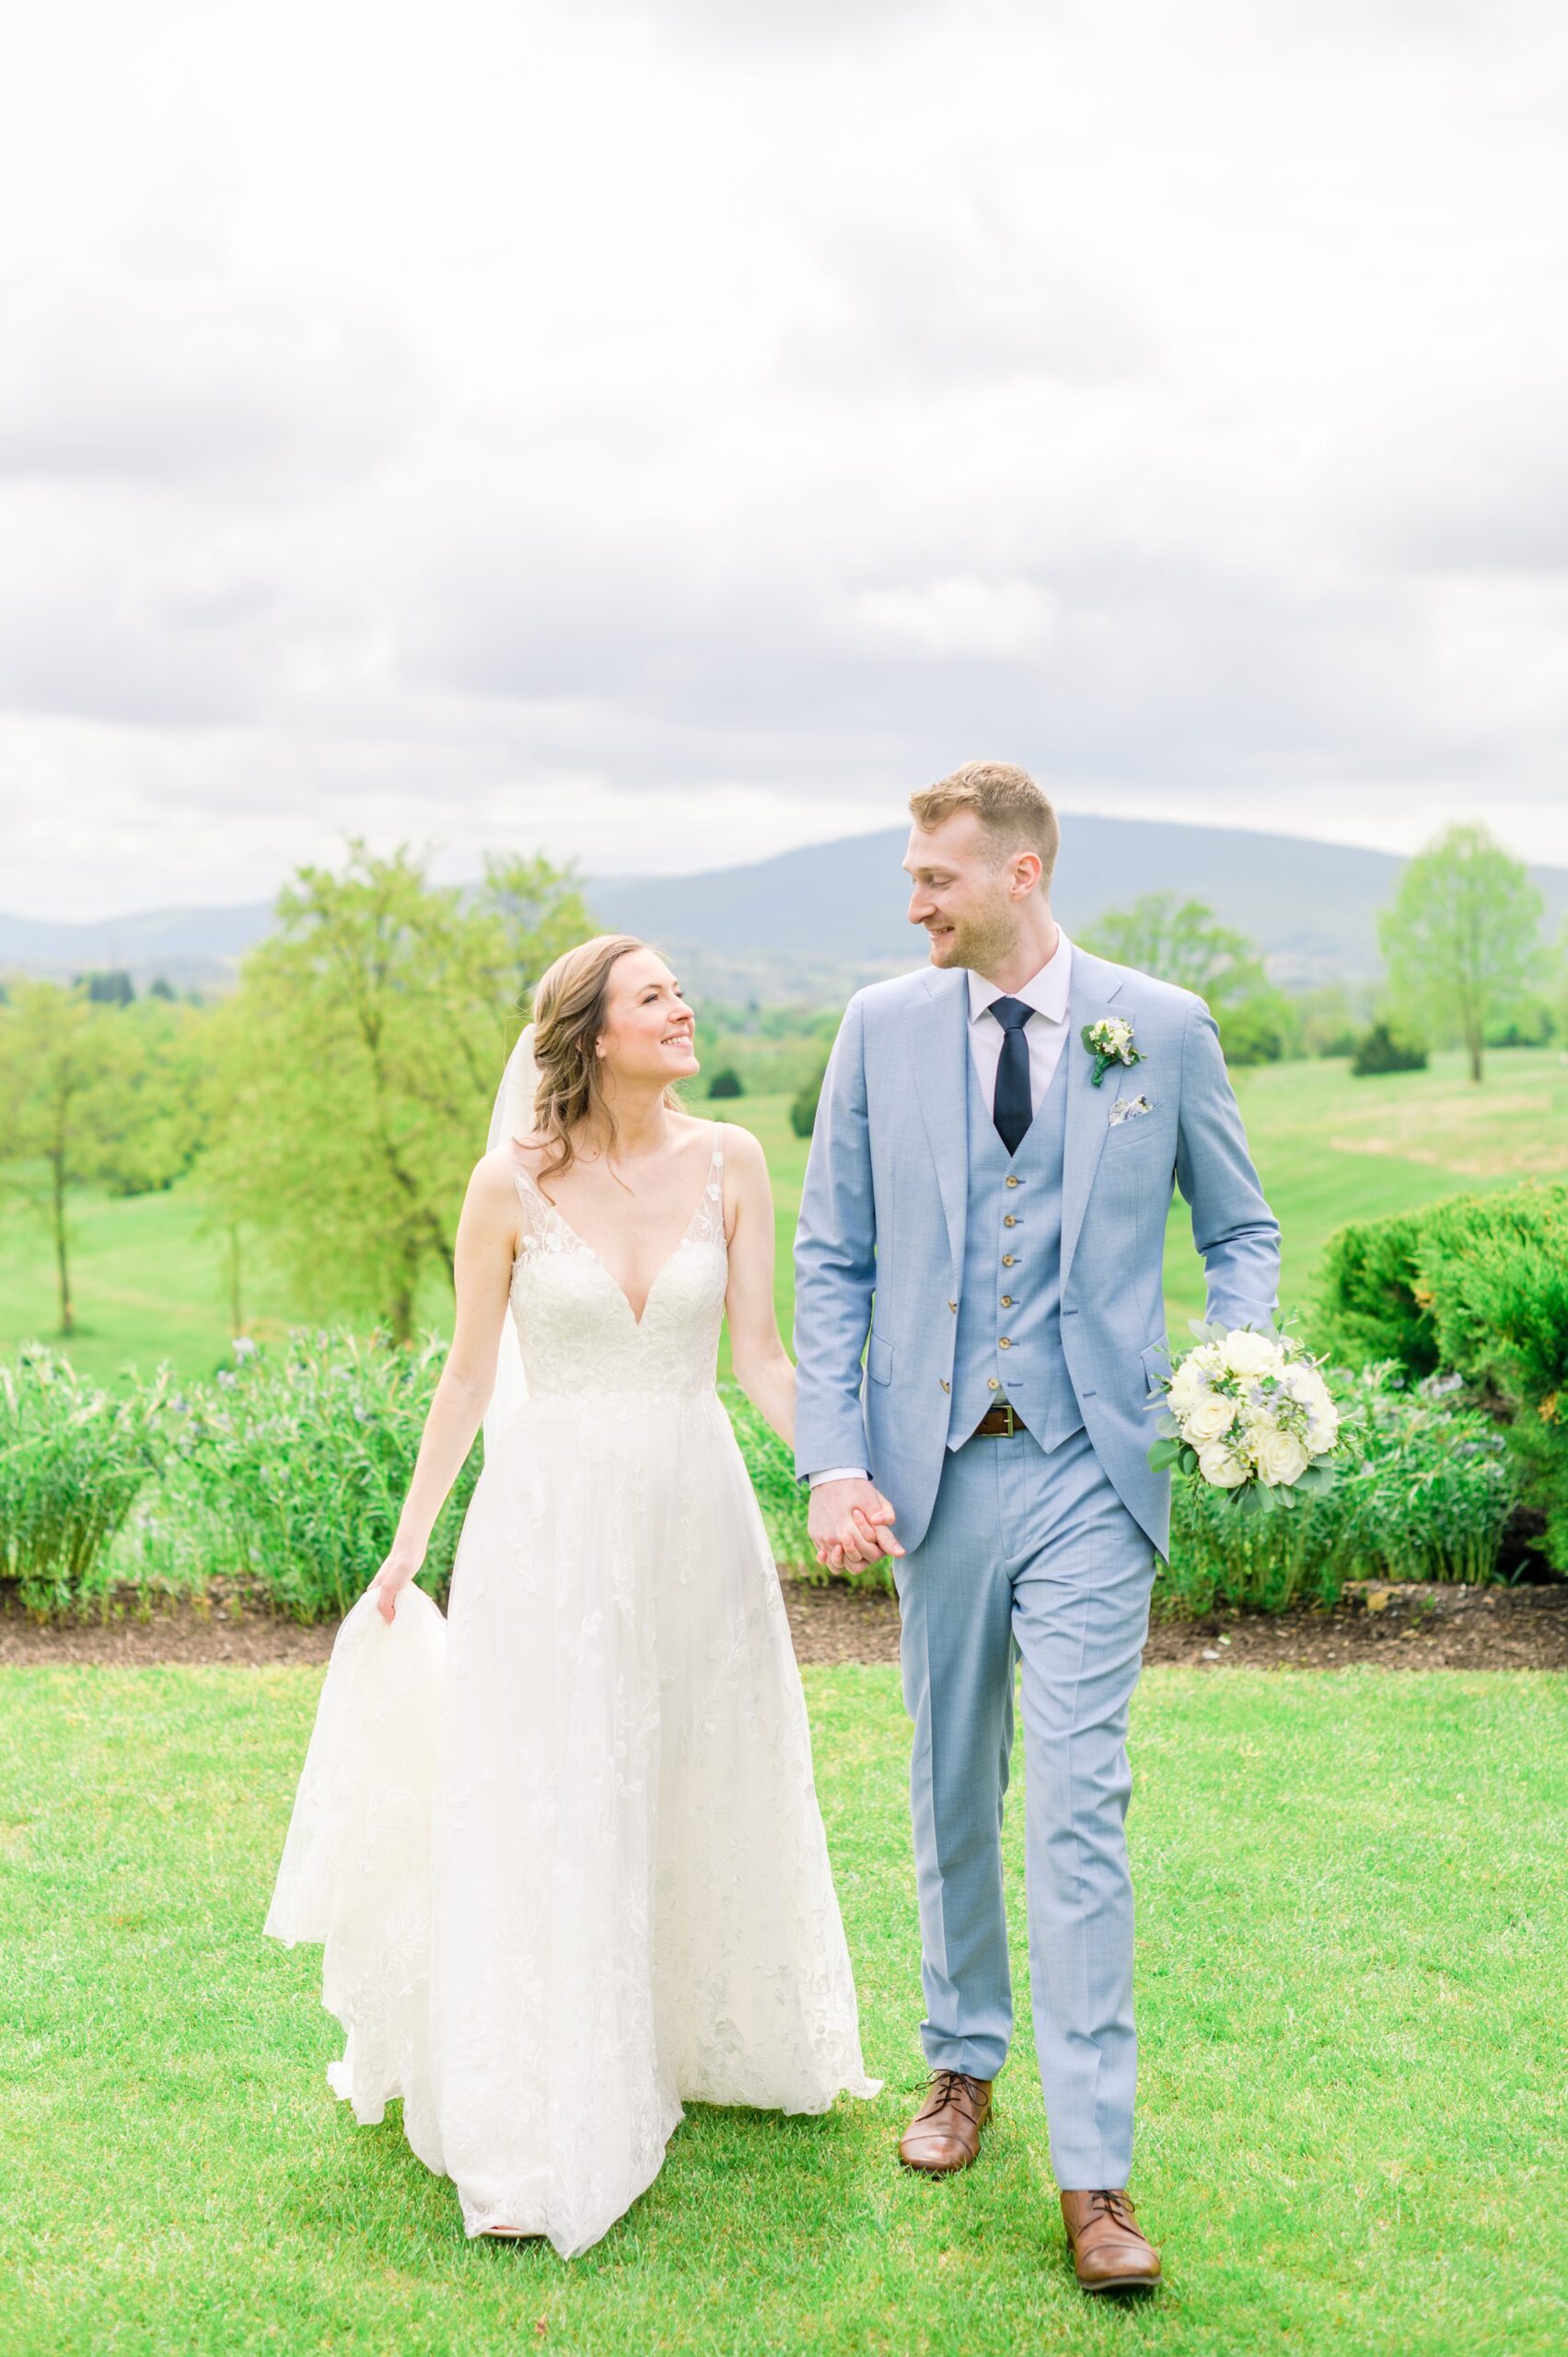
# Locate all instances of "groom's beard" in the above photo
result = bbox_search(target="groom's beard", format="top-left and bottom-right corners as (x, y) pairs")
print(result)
(924, 908), (1019, 974)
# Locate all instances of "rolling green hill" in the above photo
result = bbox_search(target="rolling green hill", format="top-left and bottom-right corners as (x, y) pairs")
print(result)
(9, 813), (1567, 1003)
(3, 1046), (1562, 1386)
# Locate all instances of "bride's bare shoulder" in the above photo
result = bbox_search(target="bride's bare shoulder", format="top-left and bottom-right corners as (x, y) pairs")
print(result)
(471, 1137), (540, 1205)
(707, 1117), (767, 1175)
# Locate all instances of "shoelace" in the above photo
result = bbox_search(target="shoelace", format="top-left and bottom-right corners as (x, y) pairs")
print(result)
(921, 2070), (983, 2127)
(1084, 2189), (1137, 2232)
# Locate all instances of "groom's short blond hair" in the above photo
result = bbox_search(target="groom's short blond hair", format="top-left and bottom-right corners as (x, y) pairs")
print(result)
(908, 761), (1061, 888)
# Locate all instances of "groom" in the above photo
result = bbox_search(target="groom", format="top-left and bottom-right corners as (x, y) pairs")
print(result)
(794, 762), (1280, 2293)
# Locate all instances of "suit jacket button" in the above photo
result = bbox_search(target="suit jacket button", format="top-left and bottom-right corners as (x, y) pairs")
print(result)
(947, 1300), (958, 1312)
(987, 1377), (1001, 1390)
(1000, 1295), (1013, 1307)
(999, 1337), (1011, 1349)
(940, 1378), (950, 1392)
(1005, 1175), (1020, 1188)
(1004, 1213), (1017, 1226)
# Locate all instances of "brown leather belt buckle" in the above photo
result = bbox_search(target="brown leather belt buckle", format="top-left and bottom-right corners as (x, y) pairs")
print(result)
(975, 1400), (1025, 1438)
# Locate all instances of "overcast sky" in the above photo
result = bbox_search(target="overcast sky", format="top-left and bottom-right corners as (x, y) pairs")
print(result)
(2, 0), (1566, 919)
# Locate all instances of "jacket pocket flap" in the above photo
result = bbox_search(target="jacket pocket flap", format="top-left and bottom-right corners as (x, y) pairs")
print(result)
(867, 1332), (894, 1386)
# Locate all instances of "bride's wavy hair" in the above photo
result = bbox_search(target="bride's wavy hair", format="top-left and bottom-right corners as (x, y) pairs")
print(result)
(526, 934), (686, 1185)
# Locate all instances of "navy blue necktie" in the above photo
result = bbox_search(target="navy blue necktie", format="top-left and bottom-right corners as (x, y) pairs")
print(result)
(989, 996), (1034, 1155)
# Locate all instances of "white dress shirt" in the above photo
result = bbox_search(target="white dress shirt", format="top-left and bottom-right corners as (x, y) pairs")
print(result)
(963, 929), (1074, 1116)
(808, 932), (1074, 1488)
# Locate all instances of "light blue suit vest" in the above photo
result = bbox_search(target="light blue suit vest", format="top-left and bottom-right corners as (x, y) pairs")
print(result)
(948, 1039), (1085, 1453)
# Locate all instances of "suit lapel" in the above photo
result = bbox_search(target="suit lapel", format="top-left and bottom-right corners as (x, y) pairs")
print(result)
(906, 970), (970, 1284)
(1061, 952), (1126, 1285)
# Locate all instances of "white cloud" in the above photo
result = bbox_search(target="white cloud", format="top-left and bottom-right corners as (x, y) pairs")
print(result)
(0, 278), (428, 493)
(1, 0), (1566, 920)
(845, 578), (1061, 661)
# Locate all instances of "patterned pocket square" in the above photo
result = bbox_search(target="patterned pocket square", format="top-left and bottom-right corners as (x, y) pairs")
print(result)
(1109, 1094), (1154, 1127)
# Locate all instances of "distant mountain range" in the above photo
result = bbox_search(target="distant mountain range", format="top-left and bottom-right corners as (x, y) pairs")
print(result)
(5, 815), (1566, 1002)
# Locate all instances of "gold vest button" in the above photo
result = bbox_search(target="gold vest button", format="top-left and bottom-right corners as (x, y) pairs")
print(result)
(987, 1377), (1001, 1391)
(999, 1337), (1011, 1349)
(1005, 1175), (1020, 1188)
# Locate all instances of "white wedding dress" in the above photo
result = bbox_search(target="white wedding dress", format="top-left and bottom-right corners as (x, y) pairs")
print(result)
(265, 1122), (878, 2257)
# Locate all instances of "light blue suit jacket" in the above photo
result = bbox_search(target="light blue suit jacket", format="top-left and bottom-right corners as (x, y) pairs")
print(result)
(792, 948), (1282, 1559)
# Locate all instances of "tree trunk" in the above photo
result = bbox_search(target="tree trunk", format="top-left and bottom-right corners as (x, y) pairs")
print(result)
(51, 1148), (73, 1336)
(1469, 1027), (1484, 1085)
(226, 1225), (244, 1337)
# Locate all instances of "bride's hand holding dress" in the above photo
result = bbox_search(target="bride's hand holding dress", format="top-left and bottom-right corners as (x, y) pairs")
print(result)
(365, 1151), (523, 1626)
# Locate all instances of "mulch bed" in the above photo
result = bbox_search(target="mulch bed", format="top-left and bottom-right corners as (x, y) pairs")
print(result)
(3, 1575), (1565, 1672)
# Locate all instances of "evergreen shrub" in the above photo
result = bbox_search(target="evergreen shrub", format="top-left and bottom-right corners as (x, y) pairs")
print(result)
(1351, 1022), (1428, 1075)
(790, 1062), (827, 1138)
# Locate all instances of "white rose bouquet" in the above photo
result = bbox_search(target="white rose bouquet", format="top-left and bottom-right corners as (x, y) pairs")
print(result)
(1146, 1321), (1350, 1511)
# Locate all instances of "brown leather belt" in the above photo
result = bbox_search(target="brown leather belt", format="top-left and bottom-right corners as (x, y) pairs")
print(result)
(972, 1399), (1028, 1438)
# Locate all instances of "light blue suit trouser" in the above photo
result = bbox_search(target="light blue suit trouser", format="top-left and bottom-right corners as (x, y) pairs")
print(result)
(892, 1421), (1156, 2190)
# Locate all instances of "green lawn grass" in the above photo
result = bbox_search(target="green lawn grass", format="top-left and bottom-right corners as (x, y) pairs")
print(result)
(2, 1666), (1563, 2356)
(3, 1046), (1564, 1385)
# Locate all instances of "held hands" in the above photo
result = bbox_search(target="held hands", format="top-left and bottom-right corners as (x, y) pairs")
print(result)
(368, 1539), (425, 1624)
(807, 1478), (903, 1574)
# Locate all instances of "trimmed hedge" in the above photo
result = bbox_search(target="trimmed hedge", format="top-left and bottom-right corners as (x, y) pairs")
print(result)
(1317, 1180), (1568, 1571)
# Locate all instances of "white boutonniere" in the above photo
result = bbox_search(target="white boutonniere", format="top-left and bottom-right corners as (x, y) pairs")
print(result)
(1082, 1016), (1144, 1089)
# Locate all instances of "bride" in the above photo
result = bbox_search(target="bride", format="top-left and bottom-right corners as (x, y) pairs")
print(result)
(265, 933), (879, 2256)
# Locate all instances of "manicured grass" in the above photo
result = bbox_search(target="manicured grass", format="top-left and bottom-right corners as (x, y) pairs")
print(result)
(1162, 1043), (1568, 1332)
(4, 1047), (1565, 1383)
(2, 1666), (1563, 2355)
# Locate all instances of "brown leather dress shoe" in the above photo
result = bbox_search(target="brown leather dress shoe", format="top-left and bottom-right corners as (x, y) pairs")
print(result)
(897, 2070), (993, 2174)
(1060, 2189), (1162, 2293)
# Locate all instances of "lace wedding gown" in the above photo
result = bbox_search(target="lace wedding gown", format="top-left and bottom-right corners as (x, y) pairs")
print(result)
(265, 1124), (878, 2257)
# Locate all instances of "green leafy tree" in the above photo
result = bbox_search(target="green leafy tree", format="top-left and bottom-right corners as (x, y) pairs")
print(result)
(0, 982), (132, 1334)
(1083, 894), (1292, 1066)
(1217, 986), (1299, 1067)
(481, 851), (598, 996)
(1294, 982), (1363, 1059)
(80, 970), (135, 1006)
(1082, 894), (1268, 1013)
(102, 1001), (214, 1196)
(200, 842), (594, 1341)
(1377, 823), (1544, 1084)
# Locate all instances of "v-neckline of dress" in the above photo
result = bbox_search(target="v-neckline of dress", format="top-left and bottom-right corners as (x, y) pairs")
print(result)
(517, 1132), (723, 1330)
